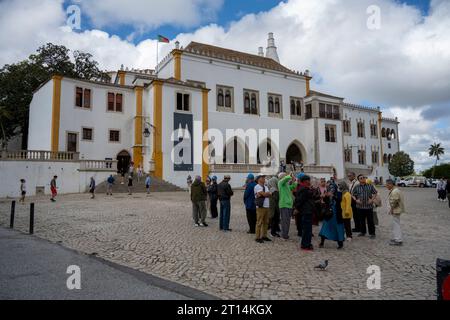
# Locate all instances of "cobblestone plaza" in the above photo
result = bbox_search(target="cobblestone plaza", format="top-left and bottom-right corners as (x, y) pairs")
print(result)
(1, 188), (449, 300)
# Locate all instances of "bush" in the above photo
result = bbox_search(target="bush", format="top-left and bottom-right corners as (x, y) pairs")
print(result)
(422, 163), (450, 179)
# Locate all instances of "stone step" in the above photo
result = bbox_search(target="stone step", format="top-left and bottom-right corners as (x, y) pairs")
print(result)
(95, 175), (183, 193)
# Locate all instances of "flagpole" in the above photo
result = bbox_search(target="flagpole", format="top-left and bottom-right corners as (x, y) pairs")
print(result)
(156, 40), (159, 78)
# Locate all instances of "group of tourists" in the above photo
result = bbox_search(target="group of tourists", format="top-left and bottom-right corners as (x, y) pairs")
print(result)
(191, 170), (409, 250)
(436, 178), (450, 207)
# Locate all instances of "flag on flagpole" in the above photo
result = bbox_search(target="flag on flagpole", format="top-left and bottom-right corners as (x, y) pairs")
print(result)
(158, 35), (170, 43)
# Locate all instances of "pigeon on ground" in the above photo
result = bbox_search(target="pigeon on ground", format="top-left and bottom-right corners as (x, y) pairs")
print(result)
(314, 260), (329, 271)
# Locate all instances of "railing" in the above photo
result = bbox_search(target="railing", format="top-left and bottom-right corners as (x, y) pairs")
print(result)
(0, 150), (79, 161)
(79, 160), (117, 172)
(210, 163), (335, 175)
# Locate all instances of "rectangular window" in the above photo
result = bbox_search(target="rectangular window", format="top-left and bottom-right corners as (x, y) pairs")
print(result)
(217, 85), (234, 112)
(243, 89), (259, 115)
(357, 122), (365, 138)
(83, 89), (91, 108)
(109, 130), (120, 143)
(319, 103), (326, 118)
(370, 124), (378, 138)
(176, 93), (190, 112)
(343, 120), (351, 134)
(345, 148), (352, 162)
(116, 94), (123, 112)
(108, 93), (115, 111)
(326, 104), (333, 119)
(372, 151), (379, 164)
(75, 87), (83, 108)
(358, 149), (366, 165)
(268, 94), (282, 117)
(305, 104), (312, 119)
(67, 132), (78, 152)
(325, 124), (337, 143)
(333, 105), (340, 120)
(82, 128), (93, 141)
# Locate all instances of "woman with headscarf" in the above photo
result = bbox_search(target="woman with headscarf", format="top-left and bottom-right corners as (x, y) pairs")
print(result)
(268, 176), (281, 237)
(318, 180), (346, 249)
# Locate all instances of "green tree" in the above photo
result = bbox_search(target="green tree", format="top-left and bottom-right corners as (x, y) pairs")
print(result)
(422, 163), (450, 179)
(0, 106), (12, 149)
(388, 151), (415, 177)
(428, 143), (445, 178)
(0, 43), (110, 149)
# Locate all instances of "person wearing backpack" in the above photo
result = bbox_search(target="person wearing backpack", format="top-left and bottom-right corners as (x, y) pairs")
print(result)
(254, 175), (272, 243)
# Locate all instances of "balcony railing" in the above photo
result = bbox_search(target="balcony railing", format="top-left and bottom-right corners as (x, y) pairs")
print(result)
(210, 163), (335, 175)
(79, 160), (117, 172)
(0, 150), (79, 161)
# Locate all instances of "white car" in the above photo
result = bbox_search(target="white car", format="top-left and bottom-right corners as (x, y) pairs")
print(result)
(397, 176), (427, 188)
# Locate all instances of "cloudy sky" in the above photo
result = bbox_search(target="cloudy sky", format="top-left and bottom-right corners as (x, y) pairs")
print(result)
(1, 0), (449, 171)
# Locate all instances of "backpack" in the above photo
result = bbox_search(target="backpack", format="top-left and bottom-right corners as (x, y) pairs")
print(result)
(255, 186), (267, 208)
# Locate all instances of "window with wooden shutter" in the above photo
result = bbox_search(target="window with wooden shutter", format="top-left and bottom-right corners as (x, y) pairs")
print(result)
(75, 87), (83, 108)
(83, 89), (91, 108)
(115, 94), (123, 112)
(108, 93), (115, 111)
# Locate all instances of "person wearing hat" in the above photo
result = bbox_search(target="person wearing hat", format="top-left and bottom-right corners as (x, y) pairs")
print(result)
(278, 172), (298, 240)
(254, 175), (272, 243)
(207, 176), (219, 219)
(243, 174), (257, 234)
(218, 175), (234, 231)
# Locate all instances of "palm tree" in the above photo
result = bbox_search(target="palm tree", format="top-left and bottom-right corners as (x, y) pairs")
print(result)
(428, 143), (445, 178)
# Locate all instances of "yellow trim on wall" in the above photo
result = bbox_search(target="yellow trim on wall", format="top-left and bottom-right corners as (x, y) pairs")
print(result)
(173, 50), (182, 80)
(202, 89), (209, 182)
(378, 111), (384, 166)
(118, 71), (126, 86)
(51, 75), (63, 152)
(306, 79), (310, 96)
(133, 86), (144, 168)
(153, 80), (164, 179)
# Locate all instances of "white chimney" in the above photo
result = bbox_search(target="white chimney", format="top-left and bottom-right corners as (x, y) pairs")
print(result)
(258, 47), (264, 57)
(265, 32), (280, 63)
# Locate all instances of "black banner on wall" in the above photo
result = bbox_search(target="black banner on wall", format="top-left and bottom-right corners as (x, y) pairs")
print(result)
(173, 112), (194, 172)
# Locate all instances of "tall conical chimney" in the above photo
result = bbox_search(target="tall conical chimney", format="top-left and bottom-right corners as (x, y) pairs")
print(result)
(258, 47), (264, 57)
(265, 32), (280, 63)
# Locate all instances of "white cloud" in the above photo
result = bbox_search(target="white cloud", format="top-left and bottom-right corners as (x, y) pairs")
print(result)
(0, 0), (449, 170)
(78, 0), (224, 30)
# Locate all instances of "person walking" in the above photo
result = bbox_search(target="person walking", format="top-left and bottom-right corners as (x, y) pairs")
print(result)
(218, 175), (233, 231)
(319, 183), (346, 249)
(437, 178), (447, 202)
(268, 176), (281, 238)
(106, 174), (115, 196)
(137, 165), (143, 182)
(191, 176), (208, 227)
(145, 174), (151, 195)
(127, 175), (133, 195)
(243, 174), (257, 234)
(446, 178), (450, 208)
(339, 181), (353, 241)
(208, 176), (219, 218)
(348, 172), (360, 233)
(19, 179), (26, 204)
(50, 176), (58, 202)
(254, 176), (272, 243)
(352, 174), (378, 238)
(278, 172), (297, 240)
(294, 175), (315, 251)
(89, 177), (96, 199)
(386, 179), (406, 246)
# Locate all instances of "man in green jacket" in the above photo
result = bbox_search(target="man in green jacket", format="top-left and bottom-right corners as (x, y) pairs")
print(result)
(278, 173), (298, 240)
(191, 176), (208, 227)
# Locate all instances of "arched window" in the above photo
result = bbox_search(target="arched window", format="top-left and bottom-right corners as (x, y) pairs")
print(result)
(223, 137), (248, 164)
(382, 128), (386, 138)
(244, 92), (250, 114)
(296, 101), (301, 116)
(268, 96), (274, 113)
(290, 100), (295, 115)
(386, 129), (391, 140)
(251, 93), (257, 114)
(225, 90), (231, 108)
(388, 154), (392, 163)
(217, 89), (224, 107)
(383, 154), (388, 164)
(391, 130), (396, 140)
(274, 98), (280, 114)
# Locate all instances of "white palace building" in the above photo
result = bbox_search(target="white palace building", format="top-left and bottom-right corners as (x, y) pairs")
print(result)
(23, 33), (399, 189)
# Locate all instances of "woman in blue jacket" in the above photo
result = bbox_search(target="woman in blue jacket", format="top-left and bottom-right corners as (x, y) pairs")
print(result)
(243, 174), (257, 234)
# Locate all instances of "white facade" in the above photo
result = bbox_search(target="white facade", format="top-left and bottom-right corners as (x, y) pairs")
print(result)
(26, 34), (400, 188)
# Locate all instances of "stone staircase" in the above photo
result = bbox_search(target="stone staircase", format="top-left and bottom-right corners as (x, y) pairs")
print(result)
(95, 175), (184, 193)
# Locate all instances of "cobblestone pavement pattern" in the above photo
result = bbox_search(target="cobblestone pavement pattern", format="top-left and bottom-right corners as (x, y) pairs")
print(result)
(1, 188), (449, 300)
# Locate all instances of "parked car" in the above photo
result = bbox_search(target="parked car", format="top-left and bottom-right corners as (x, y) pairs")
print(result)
(397, 176), (428, 188)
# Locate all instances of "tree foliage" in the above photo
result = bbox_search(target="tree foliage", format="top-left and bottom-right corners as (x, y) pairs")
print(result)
(422, 163), (450, 179)
(428, 142), (445, 178)
(0, 43), (110, 149)
(388, 151), (415, 177)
